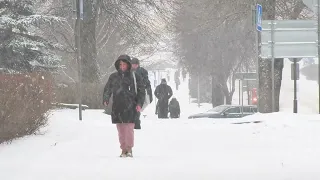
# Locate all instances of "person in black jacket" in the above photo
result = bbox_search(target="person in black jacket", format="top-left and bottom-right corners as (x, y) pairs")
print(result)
(169, 97), (180, 118)
(154, 78), (173, 118)
(131, 58), (153, 129)
(103, 54), (145, 157)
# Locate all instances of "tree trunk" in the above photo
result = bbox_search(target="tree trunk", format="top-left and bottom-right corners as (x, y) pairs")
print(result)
(80, 0), (100, 83)
(259, 50), (283, 113)
(74, 0), (101, 109)
(222, 78), (234, 105)
(224, 81), (234, 105)
(189, 73), (197, 99)
(189, 72), (212, 103)
(225, 94), (232, 105)
(274, 58), (284, 111)
(259, 58), (272, 112)
(200, 74), (212, 103)
(211, 74), (224, 108)
(226, 74), (237, 105)
(259, 0), (276, 113)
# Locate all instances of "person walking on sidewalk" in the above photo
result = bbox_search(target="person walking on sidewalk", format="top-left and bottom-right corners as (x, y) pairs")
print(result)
(131, 57), (153, 129)
(154, 78), (173, 118)
(103, 55), (145, 157)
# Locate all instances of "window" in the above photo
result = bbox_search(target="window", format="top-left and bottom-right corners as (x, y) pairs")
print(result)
(242, 107), (251, 113)
(207, 106), (228, 113)
(225, 107), (240, 114)
(251, 107), (257, 113)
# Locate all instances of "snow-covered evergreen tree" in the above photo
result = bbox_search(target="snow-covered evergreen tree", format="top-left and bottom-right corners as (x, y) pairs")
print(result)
(0, 0), (63, 73)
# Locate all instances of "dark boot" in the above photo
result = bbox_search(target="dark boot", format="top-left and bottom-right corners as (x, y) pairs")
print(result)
(120, 150), (127, 158)
(126, 149), (133, 157)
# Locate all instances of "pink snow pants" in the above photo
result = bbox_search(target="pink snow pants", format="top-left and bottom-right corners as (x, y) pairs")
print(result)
(116, 123), (135, 151)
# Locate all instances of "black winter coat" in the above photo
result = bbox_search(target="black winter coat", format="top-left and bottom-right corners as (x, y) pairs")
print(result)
(135, 67), (153, 102)
(154, 84), (173, 102)
(135, 67), (150, 88)
(103, 59), (145, 124)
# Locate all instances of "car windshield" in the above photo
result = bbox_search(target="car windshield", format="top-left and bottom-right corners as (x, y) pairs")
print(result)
(207, 106), (228, 113)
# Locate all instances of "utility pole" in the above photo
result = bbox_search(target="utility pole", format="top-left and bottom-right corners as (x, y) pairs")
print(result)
(76, 0), (83, 120)
(254, 0), (262, 112)
(271, 20), (276, 112)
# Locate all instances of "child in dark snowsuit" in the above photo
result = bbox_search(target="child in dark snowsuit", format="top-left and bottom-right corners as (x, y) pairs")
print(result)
(169, 98), (180, 118)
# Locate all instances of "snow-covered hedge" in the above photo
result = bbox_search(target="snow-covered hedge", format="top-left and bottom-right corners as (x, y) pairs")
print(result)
(0, 73), (53, 144)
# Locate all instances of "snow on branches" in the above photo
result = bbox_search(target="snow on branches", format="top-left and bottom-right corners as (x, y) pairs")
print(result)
(0, 0), (66, 73)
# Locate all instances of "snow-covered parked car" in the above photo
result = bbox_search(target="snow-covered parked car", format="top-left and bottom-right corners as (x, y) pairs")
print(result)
(188, 105), (257, 119)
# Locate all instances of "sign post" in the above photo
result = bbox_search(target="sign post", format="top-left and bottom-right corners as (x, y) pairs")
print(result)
(79, 0), (84, 20)
(270, 20), (276, 112)
(76, 0), (83, 121)
(255, 2), (262, 112)
(256, 4), (262, 32)
(292, 58), (299, 113)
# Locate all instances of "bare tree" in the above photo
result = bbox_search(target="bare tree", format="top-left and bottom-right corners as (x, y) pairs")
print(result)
(173, 0), (254, 107)
(33, 0), (176, 107)
(40, 0), (175, 80)
(174, 0), (308, 110)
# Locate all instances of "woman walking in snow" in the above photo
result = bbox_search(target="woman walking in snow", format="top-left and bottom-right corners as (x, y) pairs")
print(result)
(154, 79), (173, 118)
(103, 55), (145, 157)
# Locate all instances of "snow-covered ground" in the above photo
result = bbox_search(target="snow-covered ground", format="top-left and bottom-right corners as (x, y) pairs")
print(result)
(1, 68), (320, 180)
(1, 109), (320, 180)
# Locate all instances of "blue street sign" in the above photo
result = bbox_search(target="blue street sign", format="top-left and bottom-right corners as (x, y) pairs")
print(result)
(256, 4), (262, 31)
(79, 0), (84, 20)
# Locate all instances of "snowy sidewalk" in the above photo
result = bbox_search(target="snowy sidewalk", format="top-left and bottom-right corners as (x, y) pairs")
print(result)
(1, 109), (320, 180)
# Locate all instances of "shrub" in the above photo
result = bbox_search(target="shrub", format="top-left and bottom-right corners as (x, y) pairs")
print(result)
(0, 73), (52, 144)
